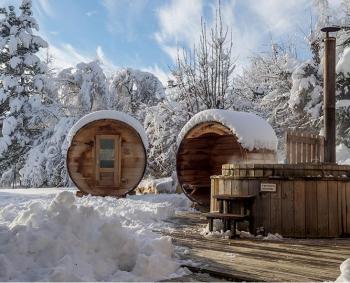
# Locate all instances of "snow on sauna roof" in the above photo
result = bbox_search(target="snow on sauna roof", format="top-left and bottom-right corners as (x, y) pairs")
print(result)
(177, 109), (278, 151)
(67, 110), (148, 148)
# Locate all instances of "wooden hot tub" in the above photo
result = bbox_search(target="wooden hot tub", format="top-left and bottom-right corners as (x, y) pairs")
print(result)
(211, 163), (350, 238)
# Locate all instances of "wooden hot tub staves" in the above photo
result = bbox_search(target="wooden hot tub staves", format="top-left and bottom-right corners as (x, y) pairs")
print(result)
(211, 163), (350, 238)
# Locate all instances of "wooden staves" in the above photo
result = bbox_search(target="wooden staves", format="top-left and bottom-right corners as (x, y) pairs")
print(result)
(211, 163), (350, 238)
(67, 119), (146, 197)
(285, 131), (325, 164)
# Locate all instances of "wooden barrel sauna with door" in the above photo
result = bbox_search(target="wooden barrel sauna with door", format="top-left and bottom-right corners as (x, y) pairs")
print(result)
(66, 110), (148, 197)
(176, 109), (278, 207)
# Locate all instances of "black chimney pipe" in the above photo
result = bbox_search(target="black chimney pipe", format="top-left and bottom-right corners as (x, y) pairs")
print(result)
(321, 26), (340, 163)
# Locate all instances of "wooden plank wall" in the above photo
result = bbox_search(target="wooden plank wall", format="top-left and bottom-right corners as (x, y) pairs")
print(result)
(211, 177), (350, 237)
(286, 131), (325, 164)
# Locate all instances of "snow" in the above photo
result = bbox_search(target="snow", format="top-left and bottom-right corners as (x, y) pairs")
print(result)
(8, 35), (18, 55)
(337, 144), (350, 165)
(337, 100), (350, 109)
(18, 30), (31, 48)
(337, 47), (350, 75)
(200, 222), (283, 241)
(2, 116), (17, 136)
(9, 56), (22, 69)
(137, 176), (178, 194)
(0, 188), (191, 281)
(336, 258), (350, 282)
(177, 109), (278, 151)
(66, 110), (148, 148)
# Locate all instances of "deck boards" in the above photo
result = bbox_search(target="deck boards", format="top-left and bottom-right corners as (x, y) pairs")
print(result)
(163, 212), (349, 282)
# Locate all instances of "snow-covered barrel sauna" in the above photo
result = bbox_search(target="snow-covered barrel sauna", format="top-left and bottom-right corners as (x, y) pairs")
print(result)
(66, 110), (148, 197)
(176, 109), (278, 207)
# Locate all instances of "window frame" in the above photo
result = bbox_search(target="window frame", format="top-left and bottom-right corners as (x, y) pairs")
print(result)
(95, 134), (121, 187)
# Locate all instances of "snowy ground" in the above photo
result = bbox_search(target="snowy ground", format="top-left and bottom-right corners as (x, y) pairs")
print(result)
(0, 188), (192, 281)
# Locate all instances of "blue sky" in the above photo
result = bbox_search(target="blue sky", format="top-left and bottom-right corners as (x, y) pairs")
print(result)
(2, 0), (343, 83)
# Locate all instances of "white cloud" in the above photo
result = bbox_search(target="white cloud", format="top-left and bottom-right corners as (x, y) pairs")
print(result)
(41, 43), (93, 70)
(155, 0), (259, 68)
(155, 0), (314, 69)
(33, 0), (55, 19)
(96, 46), (118, 75)
(86, 10), (97, 17)
(38, 0), (54, 17)
(155, 0), (203, 47)
(101, 0), (149, 40)
(246, 0), (311, 35)
(142, 65), (171, 86)
(154, 0), (205, 64)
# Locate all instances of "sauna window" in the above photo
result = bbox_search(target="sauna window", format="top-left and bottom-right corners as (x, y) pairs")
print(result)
(99, 139), (115, 168)
(96, 135), (121, 187)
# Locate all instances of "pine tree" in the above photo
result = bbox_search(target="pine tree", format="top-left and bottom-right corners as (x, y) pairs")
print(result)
(0, 0), (48, 184)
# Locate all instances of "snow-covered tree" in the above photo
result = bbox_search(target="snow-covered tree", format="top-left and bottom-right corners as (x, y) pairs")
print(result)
(109, 68), (164, 120)
(19, 116), (75, 187)
(334, 2), (350, 148)
(235, 43), (299, 145)
(281, 1), (330, 135)
(57, 60), (109, 116)
(19, 61), (109, 187)
(144, 93), (187, 177)
(0, 0), (49, 184)
(336, 46), (350, 147)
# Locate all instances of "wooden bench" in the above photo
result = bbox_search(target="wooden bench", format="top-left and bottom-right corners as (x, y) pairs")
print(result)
(205, 194), (255, 238)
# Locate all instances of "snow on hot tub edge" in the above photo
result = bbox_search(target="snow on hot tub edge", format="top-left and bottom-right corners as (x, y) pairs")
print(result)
(177, 109), (278, 151)
(66, 110), (149, 149)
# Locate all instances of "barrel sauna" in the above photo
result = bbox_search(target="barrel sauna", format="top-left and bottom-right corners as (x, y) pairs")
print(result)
(176, 109), (278, 207)
(66, 110), (148, 197)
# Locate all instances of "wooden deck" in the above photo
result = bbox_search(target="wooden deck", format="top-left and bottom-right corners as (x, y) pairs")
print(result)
(162, 212), (350, 282)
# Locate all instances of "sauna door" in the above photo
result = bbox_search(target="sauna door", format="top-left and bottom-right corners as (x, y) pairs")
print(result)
(95, 135), (121, 187)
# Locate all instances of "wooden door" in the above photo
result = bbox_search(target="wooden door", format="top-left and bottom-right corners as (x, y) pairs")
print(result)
(95, 135), (121, 187)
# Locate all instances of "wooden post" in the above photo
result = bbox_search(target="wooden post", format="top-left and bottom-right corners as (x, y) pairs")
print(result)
(322, 27), (340, 163)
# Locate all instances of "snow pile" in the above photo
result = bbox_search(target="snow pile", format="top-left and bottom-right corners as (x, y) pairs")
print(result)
(177, 109), (278, 151)
(201, 221), (284, 241)
(336, 258), (350, 282)
(200, 220), (231, 239)
(239, 231), (283, 240)
(337, 47), (350, 75)
(66, 110), (148, 148)
(0, 191), (191, 281)
(136, 176), (178, 194)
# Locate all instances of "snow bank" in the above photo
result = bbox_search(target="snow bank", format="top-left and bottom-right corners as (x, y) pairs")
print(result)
(177, 109), (278, 151)
(337, 47), (350, 75)
(0, 190), (191, 281)
(336, 258), (350, 282)
(66, 110), (148, 148)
